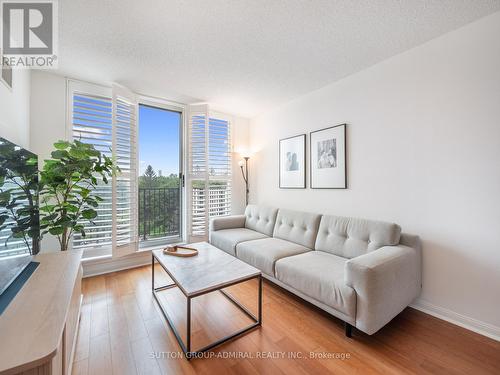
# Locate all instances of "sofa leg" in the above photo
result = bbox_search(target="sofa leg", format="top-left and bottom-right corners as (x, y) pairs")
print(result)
(345, 322), (352, 338)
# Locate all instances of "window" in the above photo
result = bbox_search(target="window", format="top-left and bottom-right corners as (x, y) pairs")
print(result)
(68, 81), (138, 259)
(138, 104), (182, 247)
(188, 105), (232, 239)
(67, 83), (233, 255)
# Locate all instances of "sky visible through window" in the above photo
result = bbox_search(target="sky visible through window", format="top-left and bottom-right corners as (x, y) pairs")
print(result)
(138, 105), (180, 177)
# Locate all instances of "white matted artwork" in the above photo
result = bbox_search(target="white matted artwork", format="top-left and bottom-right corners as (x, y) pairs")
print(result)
(310, 124), (347, 189)
(279, 134), (306, 188)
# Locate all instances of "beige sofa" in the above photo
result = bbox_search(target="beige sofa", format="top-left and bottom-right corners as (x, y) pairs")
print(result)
(209, 205), (422, 336)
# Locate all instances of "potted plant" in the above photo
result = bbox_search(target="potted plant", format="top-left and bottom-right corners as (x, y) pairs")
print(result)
(39, 140), (118, 251)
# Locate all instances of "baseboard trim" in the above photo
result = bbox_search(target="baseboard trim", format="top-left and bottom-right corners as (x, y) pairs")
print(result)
(411, 299), (500, 342)
(82, 251), (152, 278)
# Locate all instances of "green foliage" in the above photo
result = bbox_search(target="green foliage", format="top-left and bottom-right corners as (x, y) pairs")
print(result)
(144, 165), (156, 179)
(138, 166), (180, 240)
(138, 169), (180, 189)
(0, 139), (40, 255)
(39, 140), (119, 251)
(141, 164), (157, 188)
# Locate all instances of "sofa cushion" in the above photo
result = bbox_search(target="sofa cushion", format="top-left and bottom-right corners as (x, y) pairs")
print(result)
(236, 237), (310, 276)
(272, 209), (321, 249)
(210, 228), (268, 256)
(315, 215), (401, 259)
(244, 205), (278, 236)
(275, 251), (356, 318)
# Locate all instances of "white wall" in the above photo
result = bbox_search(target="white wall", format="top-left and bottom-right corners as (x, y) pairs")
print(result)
(30, 71), (67, 163)
(30, 71), (67, 252)
(0, 68), (30, 148)
(249, 12), (500, 338)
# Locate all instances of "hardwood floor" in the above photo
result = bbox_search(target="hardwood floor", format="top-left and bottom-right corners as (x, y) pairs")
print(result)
(73, 265), (500, 375)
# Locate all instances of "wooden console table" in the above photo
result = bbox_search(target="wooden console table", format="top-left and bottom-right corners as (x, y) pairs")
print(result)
(0, 250), (83, 375)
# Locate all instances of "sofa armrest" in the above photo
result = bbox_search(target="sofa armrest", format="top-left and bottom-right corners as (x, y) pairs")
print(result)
(209, 215), (246, 232)
(345, 241), (421, 335)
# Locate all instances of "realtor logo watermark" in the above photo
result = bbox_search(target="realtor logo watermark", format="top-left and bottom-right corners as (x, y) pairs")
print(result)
(1, 0), (58, 68)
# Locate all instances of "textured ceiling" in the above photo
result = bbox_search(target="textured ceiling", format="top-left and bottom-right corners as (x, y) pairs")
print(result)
(57, 1), (500, 118)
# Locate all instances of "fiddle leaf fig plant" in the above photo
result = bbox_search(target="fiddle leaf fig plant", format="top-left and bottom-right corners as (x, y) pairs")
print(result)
(39, 140), (119, 251)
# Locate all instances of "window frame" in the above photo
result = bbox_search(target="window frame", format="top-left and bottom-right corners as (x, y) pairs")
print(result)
(136, 96), (187, 248)
(65, 81), (234, 259)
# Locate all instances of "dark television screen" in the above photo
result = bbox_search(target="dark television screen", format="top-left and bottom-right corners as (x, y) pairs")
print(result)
(0, 137), (40, 257)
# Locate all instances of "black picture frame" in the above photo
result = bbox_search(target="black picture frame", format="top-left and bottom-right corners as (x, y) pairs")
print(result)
(310, 124), (347, 189)
(279, 134), (306, 189)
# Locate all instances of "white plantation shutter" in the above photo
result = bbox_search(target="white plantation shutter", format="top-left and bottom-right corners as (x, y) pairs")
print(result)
(188, 105), (208, 237)
(208, 116), (232, 216)
(112, 84), (138, 257)
(69, 82), (113, 253)
(188, 105), (232, 240)
(68, 81), (138, 258)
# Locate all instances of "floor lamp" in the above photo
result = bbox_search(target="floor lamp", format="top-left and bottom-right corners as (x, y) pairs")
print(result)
(238, 157), (250, 206)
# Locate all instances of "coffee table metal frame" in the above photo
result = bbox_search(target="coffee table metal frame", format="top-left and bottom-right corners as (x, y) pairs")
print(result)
(151, 253), (262, 360)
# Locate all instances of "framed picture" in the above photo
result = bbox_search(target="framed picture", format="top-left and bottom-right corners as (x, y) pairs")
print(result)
(1, 52), (13, 90)
(279, 134), (306, 189)
(310, 124), (347, 189)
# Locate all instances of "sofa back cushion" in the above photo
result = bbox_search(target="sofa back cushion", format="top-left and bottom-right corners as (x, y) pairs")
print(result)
(315, 215), (401, 258)
(244, 205), (278, 236)
(273, 209), (321, 249)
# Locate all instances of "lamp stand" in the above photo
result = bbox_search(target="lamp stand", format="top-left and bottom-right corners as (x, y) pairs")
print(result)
(240, 157), (249, 206)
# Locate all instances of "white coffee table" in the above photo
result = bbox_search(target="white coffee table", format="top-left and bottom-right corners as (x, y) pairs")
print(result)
(152, 242), (262, 359)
